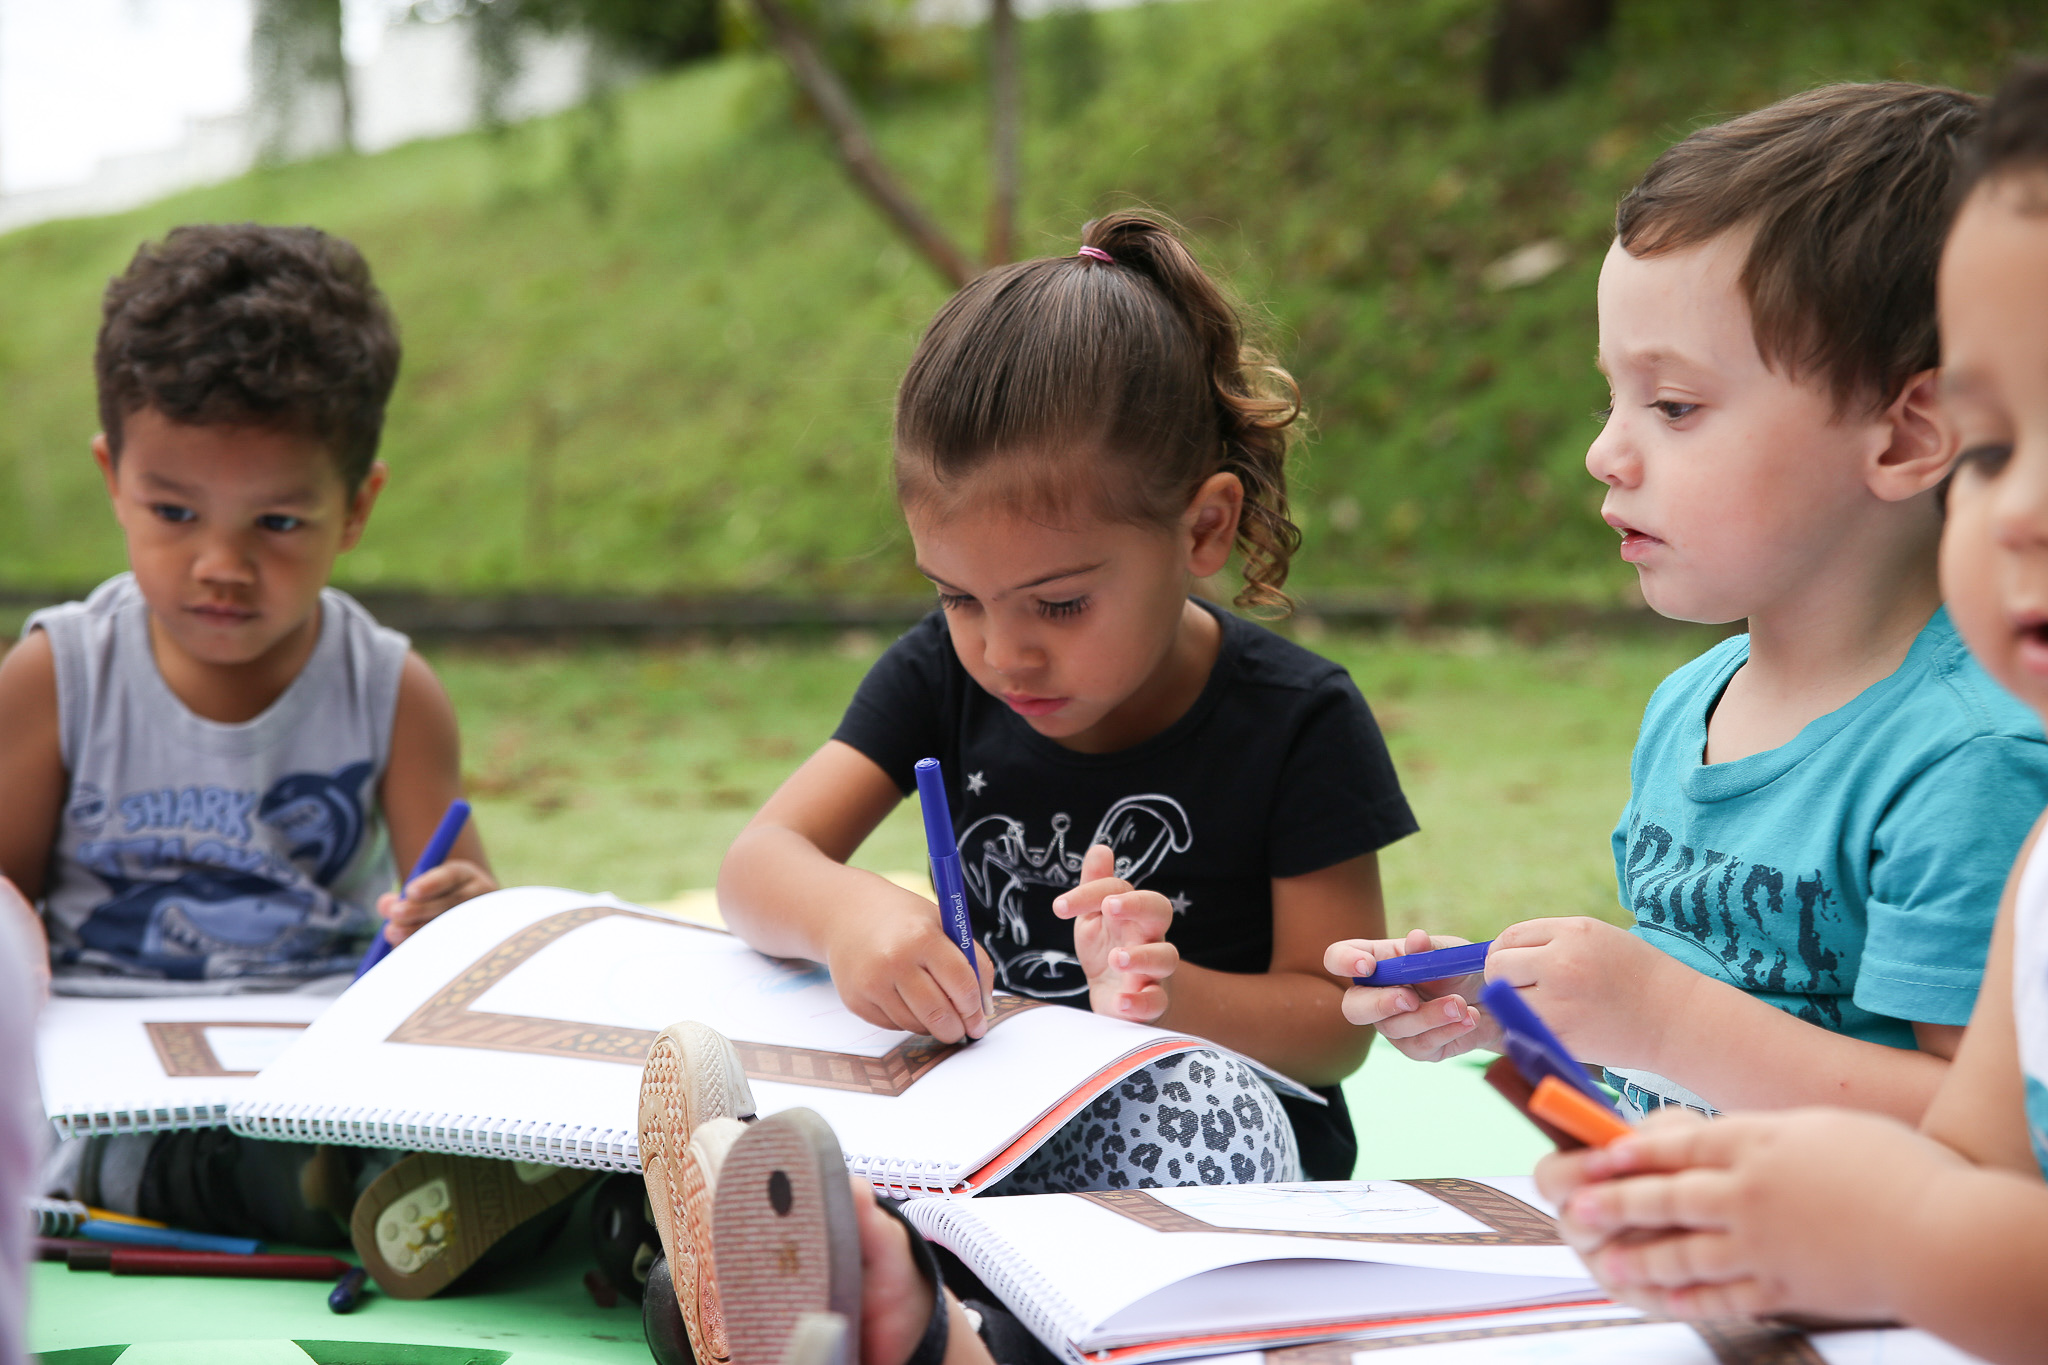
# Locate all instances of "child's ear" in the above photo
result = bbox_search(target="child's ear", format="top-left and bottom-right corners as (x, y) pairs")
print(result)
(339, 460), (390, 552)
(92, 434), (118, 499)
(1868, 367), (1957, 503)
(1184, 472), (1243, 577)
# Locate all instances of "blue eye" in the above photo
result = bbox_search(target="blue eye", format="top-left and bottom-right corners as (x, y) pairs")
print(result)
(1651, 401), (1699, 423)
(150, 503), (196, 524)
(1037, 597), (1089, 621)
(258, 514), (304, 532)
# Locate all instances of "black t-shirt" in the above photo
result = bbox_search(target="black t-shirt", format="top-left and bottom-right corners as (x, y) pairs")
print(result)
(832, 600), (1418, 1179)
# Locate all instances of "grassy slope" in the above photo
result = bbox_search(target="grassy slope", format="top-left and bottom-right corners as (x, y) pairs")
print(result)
(438, 626), (1716, 941)
(0, 1), (2037, 602)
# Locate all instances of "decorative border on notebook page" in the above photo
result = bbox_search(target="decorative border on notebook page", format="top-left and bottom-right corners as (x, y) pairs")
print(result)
(145, 1020), (310, 1078)
(1076, 1178), (1562, 1246)
(385, 903), (1041, 1097)
(1265, 1317), (1823, 1364)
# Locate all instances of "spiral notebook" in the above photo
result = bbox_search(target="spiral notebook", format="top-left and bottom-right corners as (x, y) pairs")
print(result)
(38, 992), (334, 1139)
(902, 1178), (1602, 1365)
(228, 886), (1313, 1194)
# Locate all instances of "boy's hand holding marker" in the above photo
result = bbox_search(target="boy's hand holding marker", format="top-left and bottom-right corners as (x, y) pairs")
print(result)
(1535, 1106), (1954, 1323)
(374, 859), (496, 945)
(1052, 843), (1181, 1023)
(1331, 919), (1686, 1070)
(1327, 930), (1493, 1061)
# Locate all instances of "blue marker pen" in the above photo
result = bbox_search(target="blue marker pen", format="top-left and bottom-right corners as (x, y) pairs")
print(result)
(355, 799), (471, 980)
(914, 758), (984, 1014)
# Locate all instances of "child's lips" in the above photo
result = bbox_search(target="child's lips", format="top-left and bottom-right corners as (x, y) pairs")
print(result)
(2014, 613), (2048, 679)
(1002, 692), (1068, 717)
(1617, 528), (1662, 563)
(187, 601), (258, 626)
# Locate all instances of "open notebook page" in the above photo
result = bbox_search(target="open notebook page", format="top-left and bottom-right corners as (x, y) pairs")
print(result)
(1253, 1303), (1991, 1364)
(906, 1178), (1600, 1364)
(39, 992), (332, 1138)
(231, 886), (1297, 1192)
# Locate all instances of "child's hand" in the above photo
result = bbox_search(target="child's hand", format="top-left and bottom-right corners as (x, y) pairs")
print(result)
(376, 859), (497, 945)
(1539, 1107), (1953, 1322)
(824, 891), (995, 1044)
(851, 1177), (996, 1365)
(1052, 843), (1179, 1023)
(1486, 916), (1685, 1066)
(1325, 929), (1494, 1061)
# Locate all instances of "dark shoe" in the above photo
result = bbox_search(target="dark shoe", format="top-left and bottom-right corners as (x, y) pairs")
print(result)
(645, 1252), (697, 1365)
(593, 1172), (661, 1300)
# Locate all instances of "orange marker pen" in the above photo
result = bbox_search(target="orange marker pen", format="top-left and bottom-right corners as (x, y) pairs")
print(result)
(1529, 1075), (1634, 1148)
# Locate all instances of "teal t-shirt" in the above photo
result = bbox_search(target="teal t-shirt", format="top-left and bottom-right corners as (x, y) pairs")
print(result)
(1614, 607), (2048, 1049)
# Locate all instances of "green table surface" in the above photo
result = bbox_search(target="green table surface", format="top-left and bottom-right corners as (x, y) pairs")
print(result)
(29, 1043), (1550, 1365)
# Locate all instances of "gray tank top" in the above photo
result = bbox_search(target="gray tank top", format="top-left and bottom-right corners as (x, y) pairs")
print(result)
(30, 574), (408, 994)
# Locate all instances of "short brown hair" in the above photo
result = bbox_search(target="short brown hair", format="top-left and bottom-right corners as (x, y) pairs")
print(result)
(894, 212), (1302, 613)
(1957, 61), (2048, 204)
(1617, 82), (1983, 414)
(95, 224), (401, 490)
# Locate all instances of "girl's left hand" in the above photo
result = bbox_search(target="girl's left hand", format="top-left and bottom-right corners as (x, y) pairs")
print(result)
(376, 859), (499, 944)
(1053, 843), (1179, 1022)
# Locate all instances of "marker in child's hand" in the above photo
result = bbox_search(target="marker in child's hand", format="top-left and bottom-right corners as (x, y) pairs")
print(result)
(1529, 1075), (1634, 1148)
(354, 799), (471, 980)
(914, 758), (988, 1023)
(1353, 939), (1492, 987)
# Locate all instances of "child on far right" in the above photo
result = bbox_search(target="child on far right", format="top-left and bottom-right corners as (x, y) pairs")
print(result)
(1539, 65), (2048, 1364)
(1331, 80), (2048, 1124)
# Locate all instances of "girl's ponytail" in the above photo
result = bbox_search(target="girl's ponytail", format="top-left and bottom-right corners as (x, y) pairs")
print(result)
(899, 211), (1304, 613)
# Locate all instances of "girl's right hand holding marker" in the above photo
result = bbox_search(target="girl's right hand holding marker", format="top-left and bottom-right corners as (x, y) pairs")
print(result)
(822, 887), (996, 1045)
(1324, 929), (1496, 1061)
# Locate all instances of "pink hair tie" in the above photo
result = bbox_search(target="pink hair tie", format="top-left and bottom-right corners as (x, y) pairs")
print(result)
(1077, 245), (1113, 263)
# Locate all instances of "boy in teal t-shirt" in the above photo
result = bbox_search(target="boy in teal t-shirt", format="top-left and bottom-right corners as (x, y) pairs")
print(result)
(1605, 606), (2047, 1114)
(1330, 82), (2048, 1122)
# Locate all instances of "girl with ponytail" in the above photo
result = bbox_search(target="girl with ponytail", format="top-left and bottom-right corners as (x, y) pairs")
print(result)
(717, 212), (1417, 1190)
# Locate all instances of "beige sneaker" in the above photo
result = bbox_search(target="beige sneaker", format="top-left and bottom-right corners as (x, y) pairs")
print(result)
(710, 1109), (862, 1365)
(350, 1153), (590, 1299)
(641, 1022), (759, 1364)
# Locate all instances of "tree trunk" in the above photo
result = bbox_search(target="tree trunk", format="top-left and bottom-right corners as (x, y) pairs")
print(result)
(986, 0), (1019, 267)
(746, 0), (975, 289)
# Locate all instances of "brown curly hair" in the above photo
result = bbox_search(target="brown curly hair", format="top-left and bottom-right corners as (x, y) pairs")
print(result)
(95, 223), (401, 490)
(893, 211), (1303, 614)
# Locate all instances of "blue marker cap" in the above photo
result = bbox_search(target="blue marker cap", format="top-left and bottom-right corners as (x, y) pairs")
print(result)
(1353, 939), (1492, 987)
(913, 759), (953, 850)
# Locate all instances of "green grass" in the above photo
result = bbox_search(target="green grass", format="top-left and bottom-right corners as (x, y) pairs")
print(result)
(2, 1), (2035, 604)
(438, 625), (1715, 940)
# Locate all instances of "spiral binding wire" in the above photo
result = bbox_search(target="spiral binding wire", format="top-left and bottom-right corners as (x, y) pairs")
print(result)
(903, 1200), (1085, 1365)
(29, 1198), (90, 1238)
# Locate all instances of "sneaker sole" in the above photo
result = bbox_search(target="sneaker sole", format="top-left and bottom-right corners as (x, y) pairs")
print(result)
(642, 1022), (759, 1363)
(351, 1152), (589, 1300)
(710, 1109), (861, 1365)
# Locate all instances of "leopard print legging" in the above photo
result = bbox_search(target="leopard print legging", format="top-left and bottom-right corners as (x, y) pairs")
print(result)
(986, 1049), (1301, 1194)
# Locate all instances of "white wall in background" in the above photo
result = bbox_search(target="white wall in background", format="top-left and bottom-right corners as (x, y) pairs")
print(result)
(0, 0), (593, 235)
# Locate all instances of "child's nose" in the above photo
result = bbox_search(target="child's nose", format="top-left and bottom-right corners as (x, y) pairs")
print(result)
(192, 530), (258, 584)
(980, 619), (1037, 676)
(1585, 420), (1638, 488)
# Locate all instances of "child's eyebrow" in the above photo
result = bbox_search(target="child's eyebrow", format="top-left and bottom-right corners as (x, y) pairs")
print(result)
(1602, 345), (1712, 378)
(914, 562), (1105, 597)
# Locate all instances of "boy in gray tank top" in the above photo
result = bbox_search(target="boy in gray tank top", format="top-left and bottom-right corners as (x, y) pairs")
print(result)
(0, 226), (555, 1268)
(0, 225), (495, 991)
